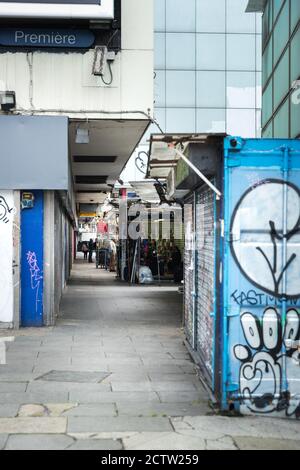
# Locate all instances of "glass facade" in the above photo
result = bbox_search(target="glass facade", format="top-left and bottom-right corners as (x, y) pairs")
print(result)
(262, 0), (300, 138)
(154, 0), (262, 137)
(121, 0), (263, 182)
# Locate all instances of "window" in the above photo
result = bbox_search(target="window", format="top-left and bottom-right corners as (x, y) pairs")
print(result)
(262, 39), (273, 86)
(291, 0), (300, 33)
(273, 99), (289, 137)
(273, 0), (289, 64)
(262, 80), (273, 125)
(291, 25), (300, 82)
(273, 49), (289, 110)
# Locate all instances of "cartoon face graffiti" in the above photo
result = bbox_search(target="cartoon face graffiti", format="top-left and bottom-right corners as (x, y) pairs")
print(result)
(0, 195), (14, 224)
(234, 308), (300, 417)
(230, 180), (300, 299)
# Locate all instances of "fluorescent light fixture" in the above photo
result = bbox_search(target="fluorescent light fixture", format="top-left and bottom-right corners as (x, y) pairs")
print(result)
(0, 91), (16, 111)
(75, 128), (89, 144)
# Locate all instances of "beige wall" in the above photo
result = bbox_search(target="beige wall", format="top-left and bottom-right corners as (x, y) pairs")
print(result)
(0, 0), (153, 120)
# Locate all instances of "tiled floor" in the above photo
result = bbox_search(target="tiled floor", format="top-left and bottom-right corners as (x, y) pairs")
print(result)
(0, 259), (209, 450)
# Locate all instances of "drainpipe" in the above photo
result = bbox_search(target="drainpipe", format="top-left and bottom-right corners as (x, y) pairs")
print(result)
(221, 145), (230, 410)
(281, 145), (290, 395)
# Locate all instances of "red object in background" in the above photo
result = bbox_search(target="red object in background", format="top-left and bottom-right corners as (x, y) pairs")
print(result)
(120, 188), (127, 200)
(97, 220), (108, 234)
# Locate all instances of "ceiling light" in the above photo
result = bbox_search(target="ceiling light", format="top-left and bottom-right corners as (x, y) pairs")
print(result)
(0, 91), (16, 112)
(75, 128), (90, 144)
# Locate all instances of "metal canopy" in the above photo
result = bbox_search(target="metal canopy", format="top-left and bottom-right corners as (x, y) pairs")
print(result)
(129, 180), (163, 204)
(148, 133), (225, 180)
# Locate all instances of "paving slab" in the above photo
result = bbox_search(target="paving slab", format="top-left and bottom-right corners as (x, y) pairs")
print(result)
(0, 434), (8, 449)
(0, 391), (69, 404)
(116, 402), (209, 417)
(18, 403), (78, 417)
(206, 436), (238, 451)
(63, 404), (117, 417)
(171, 416), (300, 441)
(234, 437), (300, 450)
(0, 373), (34, 382)
(34, 370), (110, 383)
(68, 431), (137, 440)
(158, 391), (207, 403)
(147, 373), (203, 383)
(111, 381), (197, 392)
(67, 439), (123, 450)
(0, 404), (19, 418)
(103, 373), (149, 383)
(67, 416), (173, 433)
(26, 382), (111, 394)
(69, 391), (160, 404)
(123, 432), (206, 451)
(0, 417), (67, 434)
(5, 434), (74, 450)
(0, 382), (27, 392)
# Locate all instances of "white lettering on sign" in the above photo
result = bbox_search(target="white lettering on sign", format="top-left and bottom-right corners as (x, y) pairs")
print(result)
(14, 30), (79, 46)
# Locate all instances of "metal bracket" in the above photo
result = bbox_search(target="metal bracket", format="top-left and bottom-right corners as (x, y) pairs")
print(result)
(172, 147), (222, 199)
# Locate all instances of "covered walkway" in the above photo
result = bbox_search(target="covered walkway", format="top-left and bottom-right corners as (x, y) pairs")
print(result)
(1, 260), (300, 450)
(0, 260), (210, 450)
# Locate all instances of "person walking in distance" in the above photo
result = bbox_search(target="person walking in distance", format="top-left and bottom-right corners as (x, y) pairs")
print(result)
(82, 241), (88, 261)
(88, 238), (94, 263)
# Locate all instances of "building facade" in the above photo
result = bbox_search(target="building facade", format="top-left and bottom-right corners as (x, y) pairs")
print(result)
(248, 0), (300, 138)
(154, 0), (262, 138)
(0, 0), (153, 328)
(121, 0), (263, 183)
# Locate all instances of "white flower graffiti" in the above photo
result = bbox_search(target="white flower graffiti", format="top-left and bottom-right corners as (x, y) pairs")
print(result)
(234, 308), (300, 417)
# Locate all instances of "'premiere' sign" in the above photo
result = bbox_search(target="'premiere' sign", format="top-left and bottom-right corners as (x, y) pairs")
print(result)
(0, 0), (114, 19)
(0, 28), (95, 48)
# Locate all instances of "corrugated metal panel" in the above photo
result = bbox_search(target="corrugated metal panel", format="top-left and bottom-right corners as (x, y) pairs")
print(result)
(184, 196), (195, 347)
(195, 187), (215, 381)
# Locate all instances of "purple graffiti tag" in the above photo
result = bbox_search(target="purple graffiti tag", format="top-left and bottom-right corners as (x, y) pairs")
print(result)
(26, 251), (43, 313)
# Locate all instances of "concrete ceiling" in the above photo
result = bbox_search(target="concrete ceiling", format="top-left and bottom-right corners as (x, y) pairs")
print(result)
(69, 118), (150, 203)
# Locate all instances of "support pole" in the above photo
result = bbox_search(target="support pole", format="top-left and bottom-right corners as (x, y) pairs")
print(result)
(172, 147), (222, 199)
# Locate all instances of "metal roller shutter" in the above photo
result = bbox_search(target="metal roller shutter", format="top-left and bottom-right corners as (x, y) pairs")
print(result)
(195, 187), (215, 383)
(184, 196), (195, 347)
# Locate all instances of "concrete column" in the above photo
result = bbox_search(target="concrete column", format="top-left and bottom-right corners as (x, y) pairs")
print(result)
(43, 191), (55, 326)
(13, 191), (21, 329)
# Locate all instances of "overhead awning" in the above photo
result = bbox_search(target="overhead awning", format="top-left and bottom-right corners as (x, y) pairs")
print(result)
(148, 140), (178, 179)
(246, 0), (267, 12)
(69, 118), (150, 205)
(148, 133), (225, 180)
(129, 180), (163, 204)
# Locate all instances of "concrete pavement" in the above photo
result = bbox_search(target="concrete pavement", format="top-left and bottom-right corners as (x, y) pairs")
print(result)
(0, 259), (299, 450)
